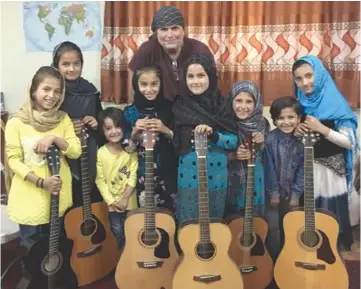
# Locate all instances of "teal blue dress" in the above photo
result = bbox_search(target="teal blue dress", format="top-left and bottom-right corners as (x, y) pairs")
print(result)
(176, 131), (238, 224)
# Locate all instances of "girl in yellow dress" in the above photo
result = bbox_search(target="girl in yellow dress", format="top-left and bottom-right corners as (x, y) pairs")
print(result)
(5, 66), (81, 244)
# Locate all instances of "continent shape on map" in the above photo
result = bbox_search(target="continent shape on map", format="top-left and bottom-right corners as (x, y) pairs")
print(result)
(36, 3), (93, 41)
(58, 4), (86, 36)
(24, 2), (101, 52)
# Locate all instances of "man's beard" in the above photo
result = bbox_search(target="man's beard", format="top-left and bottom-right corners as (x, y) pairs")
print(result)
(165, 47), (177, 55)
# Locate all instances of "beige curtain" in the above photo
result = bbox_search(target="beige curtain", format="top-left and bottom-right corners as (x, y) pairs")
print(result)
(101, 1), (360, 107)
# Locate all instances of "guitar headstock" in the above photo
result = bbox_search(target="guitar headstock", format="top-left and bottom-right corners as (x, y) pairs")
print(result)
(46, 145), (60, 176)
(195, 133), (208, 157)
(245, 135), (256, 165)
(143, 130), (156, 150)
(80, 125), (89, 147)
(302, 131), (320, 147)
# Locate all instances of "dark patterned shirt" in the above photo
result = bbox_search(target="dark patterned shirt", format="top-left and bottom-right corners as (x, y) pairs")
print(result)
(264, 128), (304, 200)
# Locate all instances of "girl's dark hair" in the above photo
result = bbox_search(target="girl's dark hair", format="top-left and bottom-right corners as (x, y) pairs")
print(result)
(98, 107), (126, 130)
(270, 96), (303, 122)
(30, 66), (64, 99)
(292, 59), (309, 74)
(52, 41), (84, 68)
(135, 65), (161, 80)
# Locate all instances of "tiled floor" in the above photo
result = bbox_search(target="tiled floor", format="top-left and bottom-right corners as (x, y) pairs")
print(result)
(2, 226), (360, 289)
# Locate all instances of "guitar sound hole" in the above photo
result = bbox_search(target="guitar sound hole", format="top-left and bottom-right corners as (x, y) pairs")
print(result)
(80, 218), (97, 237)
(141, 230), (159, 246)
(42, 252), (62, 275)
(196, 242), (215, 260)
(240, 234), (254, 247)
(301, 229), (320, 248)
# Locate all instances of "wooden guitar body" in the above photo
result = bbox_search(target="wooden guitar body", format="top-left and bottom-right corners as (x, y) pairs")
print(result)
(64, 202), (120, 286)
(172, 221), (243, 289)
(16, 233), (77, 289)
(274, 210), (349, 289)
(115, 207), (179, 289)
(228, 217), (273, 289)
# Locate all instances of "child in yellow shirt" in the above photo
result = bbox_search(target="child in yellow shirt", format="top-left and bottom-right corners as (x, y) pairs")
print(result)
(5, 66), (81, 244)
(96, 107), (138, 248)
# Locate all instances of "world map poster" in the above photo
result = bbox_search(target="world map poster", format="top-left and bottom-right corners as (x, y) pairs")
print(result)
(23, 1), (102, 52)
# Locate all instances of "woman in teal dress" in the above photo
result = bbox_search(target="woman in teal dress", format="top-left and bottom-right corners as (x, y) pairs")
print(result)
(172, 54), (238, 225)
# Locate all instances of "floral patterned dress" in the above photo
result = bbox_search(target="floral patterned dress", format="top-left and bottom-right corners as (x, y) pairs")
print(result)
(123, 104), (177, 212)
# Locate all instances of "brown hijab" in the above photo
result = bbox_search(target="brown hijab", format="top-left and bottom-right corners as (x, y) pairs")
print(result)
(15, 66), (66, 132)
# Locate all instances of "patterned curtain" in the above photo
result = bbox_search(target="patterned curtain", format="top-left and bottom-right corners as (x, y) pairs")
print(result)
(101, 1), (360, 108)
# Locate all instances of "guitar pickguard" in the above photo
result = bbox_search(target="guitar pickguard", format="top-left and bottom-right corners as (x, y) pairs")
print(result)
(154, 227), (170, 259)
(317, 230), (336, 264)
(90, 214), (106, 244)
(250, 234), (265, 256)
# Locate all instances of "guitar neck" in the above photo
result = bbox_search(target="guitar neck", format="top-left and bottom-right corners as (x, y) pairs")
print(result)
(304, 146), (315, 231)
(80, 145), (92, 219)
(242, 163), (255, 246)
(49, 194), (61, 254)
(198, 156), (210, 243)
(144, 149), (156, 234)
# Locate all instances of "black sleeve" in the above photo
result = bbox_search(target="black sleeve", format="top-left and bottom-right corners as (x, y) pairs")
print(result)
(92, 94), (106, 147)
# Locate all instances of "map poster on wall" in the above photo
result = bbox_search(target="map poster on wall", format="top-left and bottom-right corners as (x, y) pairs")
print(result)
(23, 2), (102, 52)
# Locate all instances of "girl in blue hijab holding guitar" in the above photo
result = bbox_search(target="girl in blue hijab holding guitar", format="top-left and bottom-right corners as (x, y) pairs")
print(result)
(293, 55), (358, 251)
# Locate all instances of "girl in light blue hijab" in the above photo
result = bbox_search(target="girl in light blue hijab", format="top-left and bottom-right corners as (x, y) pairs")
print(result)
(293, 55), (358, 250)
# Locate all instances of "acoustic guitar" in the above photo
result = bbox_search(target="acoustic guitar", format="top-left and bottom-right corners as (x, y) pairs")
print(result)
(115, 130), (179, 289)
(17, 145), (78, 289)
(274, 131), (349, 289)
(172, 132), (243, 289)
(228, 137), (273, 289)
(64, 126), (120, 286)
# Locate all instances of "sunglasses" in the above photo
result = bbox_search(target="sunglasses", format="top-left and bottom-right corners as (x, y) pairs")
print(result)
(172, 60), (179, 81)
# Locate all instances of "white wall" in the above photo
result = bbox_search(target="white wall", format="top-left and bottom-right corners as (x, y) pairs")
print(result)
(0, 1), (359, 132)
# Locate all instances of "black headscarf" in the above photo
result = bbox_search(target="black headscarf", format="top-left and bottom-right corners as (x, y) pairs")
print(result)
(132, 65), (173, 125)
(172, 54), (237, 156)
(132, 65), (176, 172)
(151, 6), (185, 32)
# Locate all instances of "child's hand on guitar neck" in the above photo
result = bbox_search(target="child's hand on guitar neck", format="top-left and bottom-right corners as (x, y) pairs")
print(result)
(194, 124), (213, 136)
(43, 175), (62, 195)
(131, 117), (149, 138)
(72, 119), (83, 137)
(113, 197), (130, 212)
(83, 116), (98, 130)
(236, 132), (264, 161)
(252, 132), (264, 145)
(236, 144), (251, 160)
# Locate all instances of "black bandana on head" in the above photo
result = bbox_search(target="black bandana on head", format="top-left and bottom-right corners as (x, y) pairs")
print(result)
(172, 54), (237, 156)
(151, 6), (185, 32)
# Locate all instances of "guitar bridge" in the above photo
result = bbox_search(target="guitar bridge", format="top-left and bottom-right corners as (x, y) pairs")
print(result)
(239, 265), (257, 274)
(136, 261), (163, 269)
(193, 274), (221, 284)
(77, 245), (102, 258)
(295, 261), (326, 270)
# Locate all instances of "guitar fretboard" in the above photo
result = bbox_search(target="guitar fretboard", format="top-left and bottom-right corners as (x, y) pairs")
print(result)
(304, 146), (315, 231)
(144, 149), (156, 235)
(198, 157), (210, 243)
(46, 146), (61, 255)
(80, 145), (92, 220)
(49, 194), (60, 254)
(243, 164), (255, 246)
